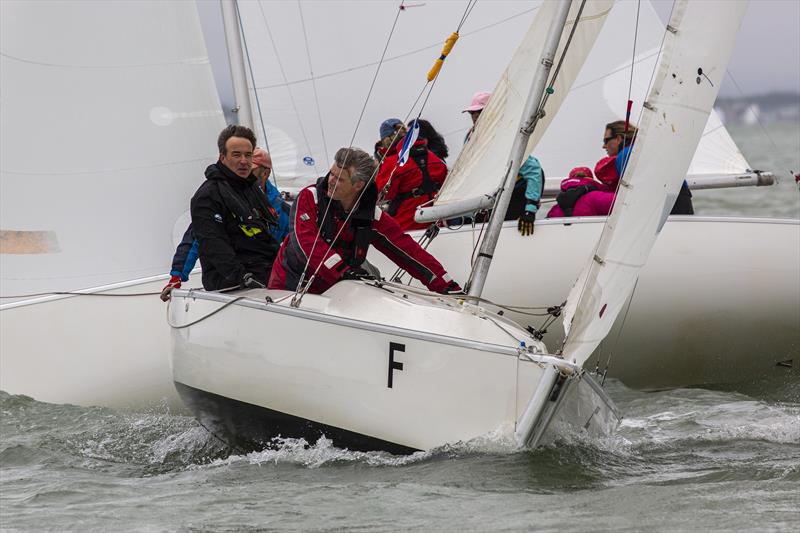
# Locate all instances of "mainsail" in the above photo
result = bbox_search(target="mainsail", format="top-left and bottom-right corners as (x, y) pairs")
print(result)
(560, 0), (748, 366)
(0, 1), (225, 297)
(434, 0), (614, 210)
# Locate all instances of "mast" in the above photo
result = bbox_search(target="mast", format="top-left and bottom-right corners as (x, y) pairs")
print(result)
(467, 0), (573, 298)
(220, 0), (256, 128)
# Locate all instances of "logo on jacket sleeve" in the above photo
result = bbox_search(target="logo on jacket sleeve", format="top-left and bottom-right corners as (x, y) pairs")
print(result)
(214, 213), (223, 223)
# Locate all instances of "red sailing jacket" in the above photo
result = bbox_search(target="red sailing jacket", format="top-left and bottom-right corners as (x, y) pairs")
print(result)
(375, 137), (447, 231)
(268, 176), (456, 295)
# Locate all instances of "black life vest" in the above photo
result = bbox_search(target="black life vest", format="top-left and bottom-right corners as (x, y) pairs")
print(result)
(386, 145), (441, 217)
(215, 177), (278, 237)
(555, 183), (601, 217)
(316, 176), (377, 269)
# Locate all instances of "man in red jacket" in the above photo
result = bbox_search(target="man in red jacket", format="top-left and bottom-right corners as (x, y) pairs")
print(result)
(268, 147), (462, 295)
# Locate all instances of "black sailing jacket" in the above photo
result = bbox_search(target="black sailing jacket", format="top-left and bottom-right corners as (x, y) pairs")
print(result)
(190, 162), (279, 290)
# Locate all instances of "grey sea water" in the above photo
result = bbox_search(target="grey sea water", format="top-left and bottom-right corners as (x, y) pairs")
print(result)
(1, 123), (799, 532)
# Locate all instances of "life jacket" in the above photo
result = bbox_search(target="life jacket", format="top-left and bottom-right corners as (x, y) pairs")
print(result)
(315, 176), (378, 269)
(386, 144), (441, 217)
(555, 182), (602, 217)
(212, 169), (278, 239)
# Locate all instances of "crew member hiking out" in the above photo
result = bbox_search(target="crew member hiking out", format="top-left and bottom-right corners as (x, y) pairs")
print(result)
(190, 125), (280, 291)
(269, 147), (461, 295)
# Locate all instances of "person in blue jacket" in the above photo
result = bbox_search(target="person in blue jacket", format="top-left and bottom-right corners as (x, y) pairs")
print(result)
(160, 147), (290, 301)
(462, 91), (544, 236)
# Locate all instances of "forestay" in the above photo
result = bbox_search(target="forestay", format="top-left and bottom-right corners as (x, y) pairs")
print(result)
(433, 0), (614, 208)
(560, 0), (747, 367)
(0, 1), (224, 298)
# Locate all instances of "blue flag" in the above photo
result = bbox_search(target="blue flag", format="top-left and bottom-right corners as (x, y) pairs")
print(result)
(397, 119), (420, 167)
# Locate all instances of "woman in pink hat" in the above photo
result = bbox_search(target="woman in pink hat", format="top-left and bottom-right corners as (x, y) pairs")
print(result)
(463, 92), (545, 236)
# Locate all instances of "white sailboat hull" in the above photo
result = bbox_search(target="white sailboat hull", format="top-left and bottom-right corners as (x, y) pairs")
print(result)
(168, 282), (614, 453)
(1, 217), (796, 410)
(370, 216), (800, 390)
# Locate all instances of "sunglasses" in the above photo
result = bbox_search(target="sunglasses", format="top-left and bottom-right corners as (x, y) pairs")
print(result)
(603, 135), (620, 145)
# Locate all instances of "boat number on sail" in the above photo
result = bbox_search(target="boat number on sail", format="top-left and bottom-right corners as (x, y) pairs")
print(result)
(388, 342), (405, 388)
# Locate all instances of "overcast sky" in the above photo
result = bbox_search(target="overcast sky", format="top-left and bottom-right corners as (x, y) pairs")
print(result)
(650, 0), (800, 96)
(199, 0), (800, 103)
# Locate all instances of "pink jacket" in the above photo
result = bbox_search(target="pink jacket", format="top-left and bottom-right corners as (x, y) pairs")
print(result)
(546, 177), (615, 218)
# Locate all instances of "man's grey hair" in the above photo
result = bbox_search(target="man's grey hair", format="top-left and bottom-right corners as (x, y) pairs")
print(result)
(334, 147), (377, 184)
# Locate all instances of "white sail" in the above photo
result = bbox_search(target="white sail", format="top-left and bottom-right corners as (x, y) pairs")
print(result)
(230, 1), (750, 192)
(560, 0), (747, 366)
(533, 0), (749, 179)
(435, 0), (613, 207)
(0, 0), (225, 297)
(688, 109), (750, 176)
(431, 0), (750, 210)
(234, 1), (541, 189)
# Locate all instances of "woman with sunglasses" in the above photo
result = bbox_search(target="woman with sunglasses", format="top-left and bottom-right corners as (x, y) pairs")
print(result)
(596, 120), (694, 214)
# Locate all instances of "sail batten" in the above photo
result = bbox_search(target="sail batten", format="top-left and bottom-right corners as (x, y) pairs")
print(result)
(560, 0), (748, 367)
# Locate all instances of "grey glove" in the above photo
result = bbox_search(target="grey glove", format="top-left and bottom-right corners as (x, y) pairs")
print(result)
(241, 272), (266, 289)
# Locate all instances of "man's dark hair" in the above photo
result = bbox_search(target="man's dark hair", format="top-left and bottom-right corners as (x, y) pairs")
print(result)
(217, 124), (257, 155)
(417, 119), (449, 160)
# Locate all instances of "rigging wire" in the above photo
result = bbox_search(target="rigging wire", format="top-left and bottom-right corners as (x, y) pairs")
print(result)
(536, 0), (589, 117)
(255, 0), (322, 177)
(725, 72), (795, 181)
(251, 5), (539, 92)
(625, 0), (642, 131)
(292, 0), (476, 306)
(297, 0), (331, 168)
(560, 0), (669, 352)
(598, 277), (639, 381)
(234, 0), (278, 187)
(289, 0), (406, 302)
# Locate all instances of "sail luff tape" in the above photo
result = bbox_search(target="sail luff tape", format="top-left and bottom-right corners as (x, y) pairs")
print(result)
(426, 32), (459, 82)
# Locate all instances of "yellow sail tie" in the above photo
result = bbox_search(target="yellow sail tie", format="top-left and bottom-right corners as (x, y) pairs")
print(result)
(426, 32), (459, 82)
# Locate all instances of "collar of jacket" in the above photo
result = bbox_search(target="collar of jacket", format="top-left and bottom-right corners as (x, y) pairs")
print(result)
(386, 135), (428, 157)
(205, 161), (257, 188)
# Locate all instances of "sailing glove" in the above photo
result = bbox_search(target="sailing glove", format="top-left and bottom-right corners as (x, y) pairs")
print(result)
(518, 211), (536, 236)
(241, 272), (266, 289)
(160, 275), (182, 302)
(342, 266), (373, 281)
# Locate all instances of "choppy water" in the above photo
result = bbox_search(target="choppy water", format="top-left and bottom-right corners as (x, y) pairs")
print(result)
(2, 123), (799, 531)
(2, 382), (799, 532)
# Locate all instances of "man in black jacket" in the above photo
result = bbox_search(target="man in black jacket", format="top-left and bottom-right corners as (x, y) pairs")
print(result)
(190, 125), (280, 291)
